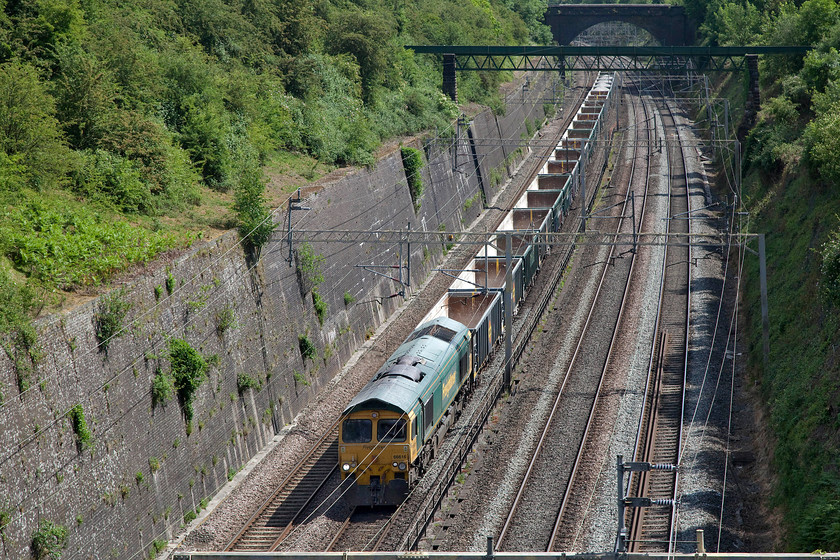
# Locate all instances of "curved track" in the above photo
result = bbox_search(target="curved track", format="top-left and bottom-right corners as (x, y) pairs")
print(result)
(494, 81), (653, 552)
(626, 84), (692, 553)
(368, 72), (607, 552)
(547, 86), (658, 552)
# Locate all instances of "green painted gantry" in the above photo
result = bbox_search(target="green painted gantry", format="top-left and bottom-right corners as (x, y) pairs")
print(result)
(407, 45), (812, 73)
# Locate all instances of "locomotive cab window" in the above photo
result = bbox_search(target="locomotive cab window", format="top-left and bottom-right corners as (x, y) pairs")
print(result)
(377, 419), (407, 442)
(341, 419), (372, 443)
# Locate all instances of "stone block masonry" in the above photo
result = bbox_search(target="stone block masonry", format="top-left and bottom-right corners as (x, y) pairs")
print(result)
(0, 71), (559, 560)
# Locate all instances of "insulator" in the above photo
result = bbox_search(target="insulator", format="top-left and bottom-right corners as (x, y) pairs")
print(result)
(650, 499), (676, 506)
(651, 463), (678, 471)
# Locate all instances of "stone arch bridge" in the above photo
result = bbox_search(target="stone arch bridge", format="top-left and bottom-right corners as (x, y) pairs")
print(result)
(545, 3), (696, 46)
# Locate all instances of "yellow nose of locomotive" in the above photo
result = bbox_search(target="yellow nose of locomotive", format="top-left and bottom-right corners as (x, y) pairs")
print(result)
(339, 411), (414, 506)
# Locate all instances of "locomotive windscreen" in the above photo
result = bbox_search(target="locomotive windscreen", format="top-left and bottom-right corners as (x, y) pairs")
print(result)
(377, 419), (407, 442)
(342, 419), (372, 443)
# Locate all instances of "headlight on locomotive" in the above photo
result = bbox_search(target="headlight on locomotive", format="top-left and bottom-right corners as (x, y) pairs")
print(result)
(342, 463), (351, 472)
(399, 462), (407, 471)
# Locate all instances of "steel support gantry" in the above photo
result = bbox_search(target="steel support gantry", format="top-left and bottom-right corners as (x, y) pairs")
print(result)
(407, 45), (811, 73)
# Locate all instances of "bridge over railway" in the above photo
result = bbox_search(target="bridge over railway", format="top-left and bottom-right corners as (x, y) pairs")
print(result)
(545, 4), (695, 46)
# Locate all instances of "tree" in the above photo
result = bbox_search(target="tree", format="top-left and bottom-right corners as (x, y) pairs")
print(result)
(509, 0), (552, 43)
(801, 48), (840, 95)
(328, 10), (394, 105)
(761, 0), (840, 84)
(705, 1), (764, 46)
(52, 42), (118, 150)
(804, 104), (840, 184)
(0, 61), (69, 190)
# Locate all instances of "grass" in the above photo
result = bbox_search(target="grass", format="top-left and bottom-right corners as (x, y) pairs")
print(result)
(2, 190), (189, 290)
(262, 151), (335, 207)
(741, 167), (840, 549)
(0, 149), (331, 319)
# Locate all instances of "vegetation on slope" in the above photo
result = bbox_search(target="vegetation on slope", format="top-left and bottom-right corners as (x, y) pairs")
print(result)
(0, 0), (550, 361)
(692, 0), (840, 549)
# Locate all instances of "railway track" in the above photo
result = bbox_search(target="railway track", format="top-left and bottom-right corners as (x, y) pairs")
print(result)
(325, 507), (395, 551)
(494, 82), (653, 552)
(626, 87), (692, 553)
(225, 425), (339, 551)
(546, 86), (661, 552)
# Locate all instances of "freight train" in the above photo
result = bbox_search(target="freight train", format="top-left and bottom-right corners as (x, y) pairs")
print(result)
(338, 74), (616, 506)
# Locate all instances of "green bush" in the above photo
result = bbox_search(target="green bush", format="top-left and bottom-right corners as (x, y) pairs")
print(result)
(31, 520), (67, 560)
(804, 108), (840, 185)
(312, 289), (327, 325)
(820, 225), (840, 306)
(295, 243), (325, 296)
(298, 335), (317, 362)
(0, 266), (39, 392)
(94, 289), (132, 351)
(149, 539), (168, 559)
(343, 291), (356, 306)
(401, 147), (425, 212)
(234, 160), (274, 253)
(0, 509), (9, 546)
(237, 373), (262, 393)
(215, 306), (237, 335)
(169, 338), (208, 427)
(288, 53), (378, 165)
(68, 404), (93, 451)
(72, 149), (151, 214)
(744, 96), (802, 174)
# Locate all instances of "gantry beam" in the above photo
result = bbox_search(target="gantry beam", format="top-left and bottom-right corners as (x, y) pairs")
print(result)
(287, 229), (755, 249)
(407, 45), (811, 72)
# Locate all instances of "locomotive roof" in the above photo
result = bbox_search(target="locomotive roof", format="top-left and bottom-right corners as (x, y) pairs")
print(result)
(342, 317), (469, 416)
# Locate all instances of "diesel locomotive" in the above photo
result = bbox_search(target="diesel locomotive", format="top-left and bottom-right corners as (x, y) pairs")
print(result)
(339, 317), (476, 506)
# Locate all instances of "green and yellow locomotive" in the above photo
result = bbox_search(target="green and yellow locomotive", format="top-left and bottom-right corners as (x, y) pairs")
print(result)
(339, 317), (475, 506)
